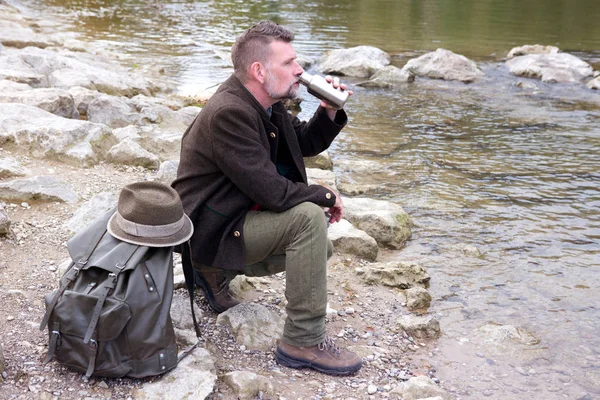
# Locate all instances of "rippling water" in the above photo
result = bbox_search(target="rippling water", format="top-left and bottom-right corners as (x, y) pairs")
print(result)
(14, 0), (600, 397)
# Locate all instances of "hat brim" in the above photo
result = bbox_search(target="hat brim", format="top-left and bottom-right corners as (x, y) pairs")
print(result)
(107, 212), (194, 247)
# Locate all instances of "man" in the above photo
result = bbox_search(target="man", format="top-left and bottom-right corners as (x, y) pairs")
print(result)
(172, 20), (361, 376)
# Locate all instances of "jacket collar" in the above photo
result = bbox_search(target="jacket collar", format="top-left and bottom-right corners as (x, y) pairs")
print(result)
(218, 74), (273, 120)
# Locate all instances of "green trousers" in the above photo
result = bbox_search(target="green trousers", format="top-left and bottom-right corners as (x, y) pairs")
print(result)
(242, 202), (333, 347)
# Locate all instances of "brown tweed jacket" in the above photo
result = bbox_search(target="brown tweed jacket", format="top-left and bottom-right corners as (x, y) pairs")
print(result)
(172, 74), (347, 269)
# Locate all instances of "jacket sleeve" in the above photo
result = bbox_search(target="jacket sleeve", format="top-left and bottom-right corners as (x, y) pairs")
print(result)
(210, 104), (337, 213)
(291, 106), (348, 157)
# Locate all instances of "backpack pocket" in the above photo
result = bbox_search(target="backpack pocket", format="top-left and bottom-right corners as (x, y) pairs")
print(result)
(45, 290), (132, 377)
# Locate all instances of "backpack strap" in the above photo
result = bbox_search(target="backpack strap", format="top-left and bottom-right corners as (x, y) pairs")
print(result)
(83, 244), (139, 344)
(181, 241), (201, 338)
(43, 321), (61, 364)
(86, 338), (98, 378)
(177, 240), (202, 362)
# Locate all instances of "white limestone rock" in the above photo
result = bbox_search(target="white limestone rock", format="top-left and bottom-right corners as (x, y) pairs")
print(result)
(357, 65), (415, 88)
(328, 219), (378, 261)
(132, 347), (216, 400)
(0, 175), (78, 203)
(506, 53), (593, 83)
(216, 303), (285, 351)
(355, 261), (430, 289)
(0, 103), (116, 165)
(396, 314), (441, 339)
(343, 197), (413, 249)
(319, 46), (391, 78)
(222, 371), (275, 400)
(507, 44), (559, 59)
(0, 155), (29, 179)
(63, 192), (117, 234)
(401, 48), (484, 83)
(107, 139), (160, 170)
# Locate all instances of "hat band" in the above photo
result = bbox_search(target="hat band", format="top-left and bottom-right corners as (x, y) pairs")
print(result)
(116, 211), (185, 238)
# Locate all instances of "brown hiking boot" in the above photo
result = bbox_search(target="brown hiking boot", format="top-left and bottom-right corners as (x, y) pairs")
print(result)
(193, 267), (240, 313)
(275, 337), (362, 376)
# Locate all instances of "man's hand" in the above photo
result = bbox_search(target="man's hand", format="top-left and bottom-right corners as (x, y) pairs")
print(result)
(323, 186), (343, 224)
(320, 75), (353, 120)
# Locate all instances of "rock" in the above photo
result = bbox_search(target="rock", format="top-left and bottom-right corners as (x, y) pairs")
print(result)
(355, 261), (430, 289)
(587, 76), (600, 90)
(319, 46), (391, 78)
(170, 293), (204, 331)
(112, 125), (143, 142)
(87, 95), (140, 128)
(296, 54), (315, 70)
(396, 314), (441, 339)
(174, 327), (198, 347)
(367, 384), (378, 395)
(0, 20), (55, 49)
(0, 51), (46, 86)
(0, 207), (10, 235)
(222, 371), (275, 400)
(506, 53), (593, 83)
(337, 181), (380, 196)
(228, 275), (269, 299)
(401, 48), (484, 83)
(19, 47), (155, 97)
(343, 197), (413, 249)
(216, 303), (285, 351)
(139, 128), (182, 160)
(0, 87), (78, 118)
(451, 243), (482, 257)
(0, 175), (78, 203)
(132, 347), (216, 400)
(390, 376), (451, 400)
(507, 44), (559, 59)
(0, 155), (29, 179)
(67, 86), (103, 116)
(357, 65), (415, 88)
(306, 167), (337, 190)
(475, 323), (540, 349)
(0, 341), (5, 383)
(63, 192), (117, 234)
(107, 139), (160, 170)
(0, 103), (116, 165)
(57, 258), (71, 277)
(156, 160), (179, 185)
(405, 287), (432, 312)
(304, 150), (333, 170)
(0, 79), (31, 91)
(328, 219), (378, 261)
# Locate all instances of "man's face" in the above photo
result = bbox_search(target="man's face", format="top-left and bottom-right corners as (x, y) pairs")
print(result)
(263, 40), (303, 101)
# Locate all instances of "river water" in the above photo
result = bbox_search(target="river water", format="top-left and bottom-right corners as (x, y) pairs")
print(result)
(14, 0), (600, 398)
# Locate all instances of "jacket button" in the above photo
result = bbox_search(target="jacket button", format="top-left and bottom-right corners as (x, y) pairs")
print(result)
(270, 132), (276, 138)
(325, 192), (332, 200)
(233, 231), (240, 238)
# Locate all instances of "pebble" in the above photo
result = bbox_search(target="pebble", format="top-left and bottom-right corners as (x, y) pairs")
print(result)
(367, 385), (377, 395)
(515, 366), (528, 376)
(7, 316), (15, 321)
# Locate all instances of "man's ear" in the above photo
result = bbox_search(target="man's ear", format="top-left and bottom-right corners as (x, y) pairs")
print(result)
(250, 61), (266, 84)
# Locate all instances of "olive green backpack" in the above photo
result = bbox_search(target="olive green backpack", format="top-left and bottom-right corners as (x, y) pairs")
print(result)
(39, 209), (184, 378)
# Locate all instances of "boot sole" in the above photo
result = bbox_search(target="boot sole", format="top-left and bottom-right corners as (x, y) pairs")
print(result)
(275, 348), (361, 376)
(193, 269), (228, 314)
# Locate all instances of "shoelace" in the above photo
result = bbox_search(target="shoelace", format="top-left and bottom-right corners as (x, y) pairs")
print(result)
(317, 337), (341, 356)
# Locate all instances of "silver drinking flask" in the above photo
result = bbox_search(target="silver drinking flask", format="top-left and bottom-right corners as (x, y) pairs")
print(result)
(298, 72), (349, 109)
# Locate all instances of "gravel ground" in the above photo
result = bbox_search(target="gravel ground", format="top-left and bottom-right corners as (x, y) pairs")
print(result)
(0, 153), (442, 400)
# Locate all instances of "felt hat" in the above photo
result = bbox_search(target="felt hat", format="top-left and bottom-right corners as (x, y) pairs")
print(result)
(107, 181), (193, 247)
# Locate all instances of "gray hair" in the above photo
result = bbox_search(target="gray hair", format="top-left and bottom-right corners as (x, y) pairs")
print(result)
(231, 20), (294, 82)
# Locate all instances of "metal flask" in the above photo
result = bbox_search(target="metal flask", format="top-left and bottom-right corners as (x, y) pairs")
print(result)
(298, 72), (349, 109)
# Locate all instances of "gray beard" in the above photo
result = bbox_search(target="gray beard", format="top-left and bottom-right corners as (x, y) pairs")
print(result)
(265, 72), (299, 100)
